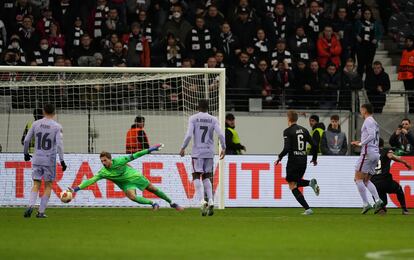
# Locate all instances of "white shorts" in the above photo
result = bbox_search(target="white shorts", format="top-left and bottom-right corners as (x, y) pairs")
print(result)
(355, 153), (379, 175)
(32, 164), (56, 182)
(192, 158), (214, 174)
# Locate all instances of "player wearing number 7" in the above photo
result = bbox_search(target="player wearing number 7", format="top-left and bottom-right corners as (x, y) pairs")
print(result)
(69, 144), (184, 211)
(23, 104), (66, 218)
(180, 99), (226, 216)
(275, 111), (319, 215)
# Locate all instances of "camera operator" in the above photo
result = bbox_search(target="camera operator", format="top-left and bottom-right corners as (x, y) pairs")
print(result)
(389, 118), (414, 155)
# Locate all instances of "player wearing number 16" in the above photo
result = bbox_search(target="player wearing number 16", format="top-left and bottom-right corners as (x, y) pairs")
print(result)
(180, 100), (226, 216)
(275, 111), (320, 215)
(23, 104), (66, 218)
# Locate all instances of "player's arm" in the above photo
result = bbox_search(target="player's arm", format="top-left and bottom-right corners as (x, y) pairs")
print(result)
(116, 144), (164, 165)
(180, 118), (194, 156)
(23, 126), (34, 161)
(388, 150), (412, 169)
(305, 129), (318, 164)
(56, 126), (67, 171)
(276, 130), (290, 164)
(71, 172), (104, 192)
(214, 119), (226, 159)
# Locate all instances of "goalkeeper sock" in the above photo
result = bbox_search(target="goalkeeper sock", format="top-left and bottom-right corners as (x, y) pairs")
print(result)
(365, 180), (380, 201)
(29, 191), (38, 207)
(297, 179), (310, 187)
(153, 189), (172, 204)
(355, 180), (369, 206)
(134, 195), (153, 205)
(39, 195), (50, 213)
(194, 179), (204, 201)
(291, 188), (310, 210)
(202, 178), (213, 201)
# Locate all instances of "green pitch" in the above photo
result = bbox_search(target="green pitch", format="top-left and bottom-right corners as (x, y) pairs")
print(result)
(0, 208), (413, 259)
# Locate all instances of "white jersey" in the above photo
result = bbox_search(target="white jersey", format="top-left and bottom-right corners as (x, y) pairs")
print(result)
(360, 116), (379, 155)
(23, 118), (64, 166)
(181, 112), (226, 158)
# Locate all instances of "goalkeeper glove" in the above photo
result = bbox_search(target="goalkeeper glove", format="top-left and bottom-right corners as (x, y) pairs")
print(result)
(68, 186), (80, 192)
(60, 161), (67, 171)
(24, 154), (32, 162)
(148, 143), (164, 153)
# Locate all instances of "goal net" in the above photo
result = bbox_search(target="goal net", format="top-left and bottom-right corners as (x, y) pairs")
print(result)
(0, 66), (226, 208)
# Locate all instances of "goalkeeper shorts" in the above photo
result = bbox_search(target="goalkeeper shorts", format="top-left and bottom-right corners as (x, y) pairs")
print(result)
(118, 175), (150, 192)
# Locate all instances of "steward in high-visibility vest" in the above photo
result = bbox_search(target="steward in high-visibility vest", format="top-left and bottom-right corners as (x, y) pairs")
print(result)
(126, 116), (150, 154)
(306, 115), (325, 155)
(21, 108), (43, 153)
(225, 113), (246, 155)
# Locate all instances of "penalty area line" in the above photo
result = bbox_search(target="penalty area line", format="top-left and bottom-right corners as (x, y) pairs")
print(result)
(365, 249), (414, 259)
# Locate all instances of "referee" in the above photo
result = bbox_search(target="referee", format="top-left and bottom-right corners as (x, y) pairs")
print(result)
(276, 111), (320, 215)
(371, 138), (411, 215)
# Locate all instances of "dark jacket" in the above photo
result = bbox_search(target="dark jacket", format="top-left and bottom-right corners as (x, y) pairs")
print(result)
(225, 124), (245, 155)
(364, 69), (390, 108)
(389, 130), (414, 155)
(339, 69), (363, 110)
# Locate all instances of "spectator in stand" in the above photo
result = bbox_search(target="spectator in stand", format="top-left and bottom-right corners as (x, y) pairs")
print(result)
(225, 113), (246, 155)
(51, 0), (76, 36)
(104, 7), (127, 36)
(305, 1), (326, 42)
(346, 0), (367, 20)
(293, 59), (315, 109)
(285, 0), (306, 28)
(7, 34), (27, 64)
(231, 7), (257, 50)
(123, 22), (150, 67)
(332, 7), (355, 66)
(125, 116), (150, 154)
(389, 119), (414, 155)
(18, 16), (40, 55)
(339, 58), (363, 111)
(126, 0), (150, 24)
(137, 10), (153, 45)
(320, 63), (341, 109)
(388, 11), (413, 46)
(31, 38), (55, 66)
(288, 25), (314, 64)
(67, 17), (84, 51)
(163, 4), (192, 44)
(204, 5), (225, 41)
(255, 59), (279, 109)
(31, 0), (49, 11)
(253, 28), (271, 62)
(229, 51), (257, 111)
(109, 0), (127, 25)
(104, 41), (127, 66)
(264, 2), (292, 44)
(307, 60), (323, 108)
(48, 22), (65, 56)
(0, 19), (6, 56)
(274, 59), (295, 107)
(36, 7), (56, 38)
(215, 51), (225, 68)
(163, 33), (185, 67)
(355, 8), (382, 76)
(71, 33), (97, 66)
(398, 36), (414, 113)
(271, 39), (292, 71)
(88, 0), (109, 43)
(103, 33), (120, 55)
(317, 25), (342, 69)
(216, 21), (240, 66)
(365, 61), (390, 113)
(187, 16), (213, 67)
(1, 49), (25, 66)
(9, 0), (39, 33)
(307, 114), (325, 155)
(321, 114), (348, 155)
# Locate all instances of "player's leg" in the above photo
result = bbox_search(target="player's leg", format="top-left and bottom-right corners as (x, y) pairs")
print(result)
(192, 158), (208, 215)
(287, 164), (312, 214)
(24, 165), (44, 218)
(389, 180), (409, 214)
(355, 170), (372, 213)
(372, 180), (388, 214)
(36, 181), (52, 218)
(202, 158), (215, 216)
(125, 189), (157, 210)
(364, 174), (382, 211)
(145, 184), (184, 211)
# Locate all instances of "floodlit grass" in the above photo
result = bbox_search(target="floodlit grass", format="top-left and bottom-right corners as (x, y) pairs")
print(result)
(0, 208), (413, 259)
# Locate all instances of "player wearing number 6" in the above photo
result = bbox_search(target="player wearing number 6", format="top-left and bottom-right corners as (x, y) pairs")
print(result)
(180, 100), (226, 216)
(69, 144), (184, 211)
(23, 104), (66, 218)
(275, 111), (319, 215)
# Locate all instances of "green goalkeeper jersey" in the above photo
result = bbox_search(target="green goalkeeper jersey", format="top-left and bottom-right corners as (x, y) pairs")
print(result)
(79, 150), (149, 190)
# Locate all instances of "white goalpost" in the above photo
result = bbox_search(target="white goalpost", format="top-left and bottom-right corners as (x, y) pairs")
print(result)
(0, 66), (226, 209)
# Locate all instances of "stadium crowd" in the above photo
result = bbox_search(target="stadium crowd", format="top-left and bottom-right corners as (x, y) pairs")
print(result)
(0, 0), (393, 111)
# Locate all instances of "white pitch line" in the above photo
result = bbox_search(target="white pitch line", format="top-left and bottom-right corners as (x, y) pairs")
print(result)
(366, 249), (414, 259)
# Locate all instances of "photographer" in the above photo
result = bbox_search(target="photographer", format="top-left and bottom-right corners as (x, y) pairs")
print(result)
(389, 118), (414, 155)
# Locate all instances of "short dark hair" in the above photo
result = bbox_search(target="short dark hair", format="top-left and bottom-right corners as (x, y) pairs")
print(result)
(100, 151), (112, 159)
(198, 99), (209, 112)
(361, 103), (374, 114)
(135, 116), (145, 123)
(43, 104), (55, 115)
(310, 114), (319, 122)
(287, 110), (298, 122)
(330, 114), (339, 121)
(226, 113), (235, 120)
(401, 118), (411, 124)
(373, 61), (382, 67)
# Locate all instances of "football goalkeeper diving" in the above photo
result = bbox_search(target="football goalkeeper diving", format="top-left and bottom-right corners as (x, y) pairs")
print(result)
(69, 144), (184, 211)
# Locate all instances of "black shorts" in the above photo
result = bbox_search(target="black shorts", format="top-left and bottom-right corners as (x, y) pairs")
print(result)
(286, 163), (307, 182)
(372, 178), (401, 194)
